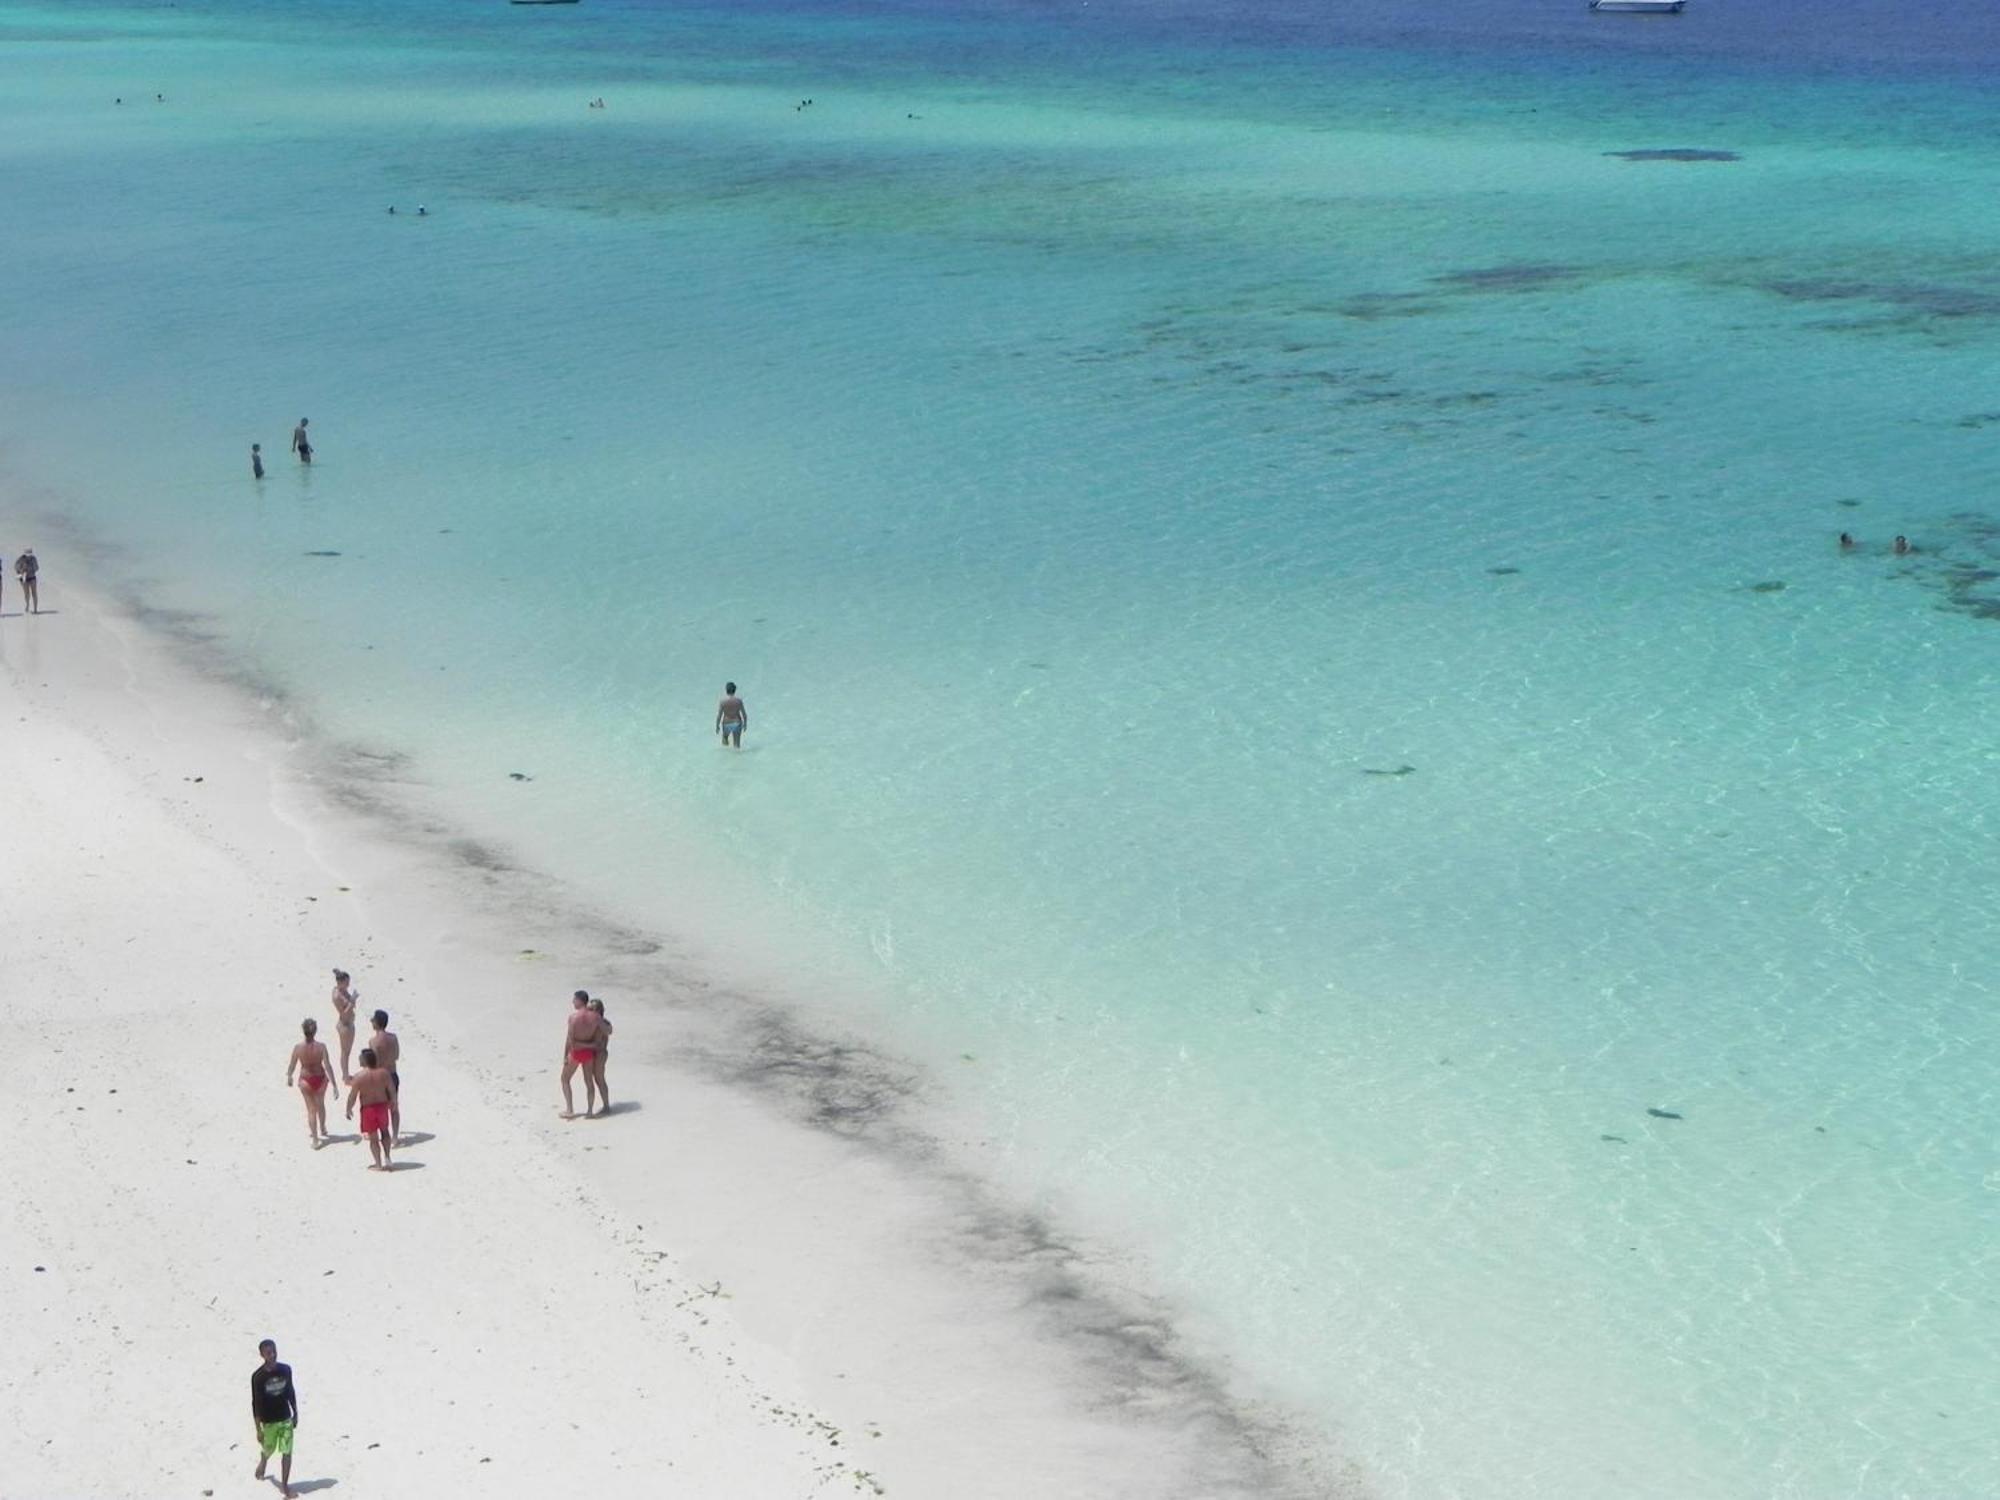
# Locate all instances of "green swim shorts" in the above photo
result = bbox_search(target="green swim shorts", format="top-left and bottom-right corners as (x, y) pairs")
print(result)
(258, 1421), (295, 1457)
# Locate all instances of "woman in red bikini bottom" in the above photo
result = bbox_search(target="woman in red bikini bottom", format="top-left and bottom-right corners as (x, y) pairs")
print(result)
(286, 1018), (336, 1148)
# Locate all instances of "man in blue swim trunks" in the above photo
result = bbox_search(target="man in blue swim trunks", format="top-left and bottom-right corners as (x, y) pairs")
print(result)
(715, 681), (747, 749)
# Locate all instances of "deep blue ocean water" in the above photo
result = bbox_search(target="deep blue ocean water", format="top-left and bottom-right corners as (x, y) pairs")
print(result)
(1, 2), (1996, 1494)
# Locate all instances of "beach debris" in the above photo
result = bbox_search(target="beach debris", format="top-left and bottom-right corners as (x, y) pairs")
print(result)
(508, 771), (533, 781)
(1361, 764), (1417, 776)
(1605, 148), (1741, 162)
(33, 1265), (45, 1272)
(1748, 580), (1787, 593)
(1647, 1107), (1684, 1120)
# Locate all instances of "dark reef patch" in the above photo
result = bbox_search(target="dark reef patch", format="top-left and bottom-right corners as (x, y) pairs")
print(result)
(1747, 580), (1788, 594)
(1338, 292), (1440, 321)
(1434, 263), (1580, 292)
(1764, 279), (2000, 320)
(1606, 148), (1740, 162)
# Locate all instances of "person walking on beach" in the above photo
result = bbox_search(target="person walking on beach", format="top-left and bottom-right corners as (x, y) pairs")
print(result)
(715, 682), (748, 749)
(561, 990), (603, 1119)
(368, 1009), (401, 1141)
(291, 419), (313, 465)
(588, 996), (612, 1114)
(14, 548), (38, 614)
(345, 1048), (396, 1170)
(250, 1338), (300, 1497)
(331, 970), (359, 1082)
(252, 443), (265, 480)
(285, 1018), (336, 1148)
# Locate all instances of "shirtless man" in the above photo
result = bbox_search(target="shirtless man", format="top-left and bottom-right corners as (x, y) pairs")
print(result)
(14, 548), (38, 614)
(715, 681), (748, 749)
(344, 1048), (396, 1170)
(291, 419), (313, 465)
(285, 1018), (336, 1148)
(561, 990), (603, 1119)
(368, 1009), (402, 1141)
(330, 970), (359, 1081)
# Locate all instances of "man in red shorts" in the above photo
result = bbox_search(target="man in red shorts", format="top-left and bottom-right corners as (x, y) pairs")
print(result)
(345, 1048), (396, 1170)
(560, 990), (603, 1120)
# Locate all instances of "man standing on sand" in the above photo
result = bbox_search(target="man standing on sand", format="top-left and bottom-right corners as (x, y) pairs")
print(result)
(561, 990), (603, 1119)
(15, 548), (38, 614)
(285, 1018), (336, 1148)
(291, 418), (313, 465)
(715, 681), (748, 749)
(251, 1338), (300, 1497)
(368, 1009), (401, 1142)
(345, 1047), (396, 1170)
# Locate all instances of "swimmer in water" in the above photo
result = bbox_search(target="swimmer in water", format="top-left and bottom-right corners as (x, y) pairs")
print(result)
(1893, 534), (1912, 555)
(1838, 531), (1855, 549)
(291, 418), (312, 465)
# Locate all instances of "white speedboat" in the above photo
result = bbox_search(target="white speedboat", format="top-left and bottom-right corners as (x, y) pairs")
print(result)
(1589, 0), (1686, 11)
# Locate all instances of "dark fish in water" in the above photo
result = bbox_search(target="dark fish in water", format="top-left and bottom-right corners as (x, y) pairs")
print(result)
(1647, 1108), (1684, 1120)
(1362, 764), (1418, 776)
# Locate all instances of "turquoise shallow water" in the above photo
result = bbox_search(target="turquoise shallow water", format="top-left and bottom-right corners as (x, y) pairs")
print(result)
(2, 2), (1997, 1495)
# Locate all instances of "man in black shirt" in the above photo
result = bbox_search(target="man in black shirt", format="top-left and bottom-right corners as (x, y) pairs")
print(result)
(251, 1338), (299, 1498)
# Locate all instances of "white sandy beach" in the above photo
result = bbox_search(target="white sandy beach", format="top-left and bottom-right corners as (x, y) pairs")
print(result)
(0, 558), (1308, 1499)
